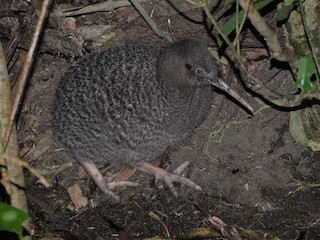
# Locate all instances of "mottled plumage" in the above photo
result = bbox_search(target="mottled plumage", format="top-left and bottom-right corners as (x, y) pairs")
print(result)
(52, 40), (251, 200)
(53, 40), (215, 165)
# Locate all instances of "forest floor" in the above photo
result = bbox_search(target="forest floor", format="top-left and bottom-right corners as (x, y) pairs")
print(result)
(2, 0), (320, 239)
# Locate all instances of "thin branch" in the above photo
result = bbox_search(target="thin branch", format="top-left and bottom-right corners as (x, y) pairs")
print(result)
(233, 0), (249, 47)
(60, 0), (145, 17)
(239, 0), (298, 64)
(0, 40), (29, 229)
(235, 0), (240, 53)
(1, 153), (51, 188)
(2, 0), (53, 150)
(129, 0), (174, 43)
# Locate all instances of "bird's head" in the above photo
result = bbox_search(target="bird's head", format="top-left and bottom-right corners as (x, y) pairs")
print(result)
(159, 39), (217, 88)
(159, 39), (253, 113)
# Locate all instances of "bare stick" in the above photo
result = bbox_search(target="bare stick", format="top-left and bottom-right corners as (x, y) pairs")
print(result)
(0, 41), (29, 230)
(1, 153), (51, 188)
(61, 0), (138, 16)
(129, 0), (174, 43)
(2, 0), (53, 149)
(238, 0), (298, 64)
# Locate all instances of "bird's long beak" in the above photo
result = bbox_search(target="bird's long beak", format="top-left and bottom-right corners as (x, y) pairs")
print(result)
(211, 78), (253, 114)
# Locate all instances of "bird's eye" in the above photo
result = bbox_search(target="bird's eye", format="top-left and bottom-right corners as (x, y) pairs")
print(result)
(195, 68), (205, 76)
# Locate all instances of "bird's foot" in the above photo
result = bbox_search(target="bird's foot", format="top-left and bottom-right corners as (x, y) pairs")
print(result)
(78, 159), (139, 201)
(135, 160), (202, 197)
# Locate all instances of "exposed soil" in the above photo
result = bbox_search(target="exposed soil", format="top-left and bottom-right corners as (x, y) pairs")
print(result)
(1, 0), (320, 239)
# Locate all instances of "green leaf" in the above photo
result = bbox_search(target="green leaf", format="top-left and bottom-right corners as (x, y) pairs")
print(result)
(224, 0), (236, 6)
(217, 11), (245, 47)
(292, 56), (317, 93)
(276, 5), (293, 21)
(0, 203), (31, 240)
(217, 0), (280, 47)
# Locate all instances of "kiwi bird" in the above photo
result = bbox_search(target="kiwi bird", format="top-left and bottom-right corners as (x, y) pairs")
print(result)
(52, 39), (253, 201)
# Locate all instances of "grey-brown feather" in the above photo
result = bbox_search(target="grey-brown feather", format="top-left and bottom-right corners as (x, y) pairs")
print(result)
(52, 40), (216, 165)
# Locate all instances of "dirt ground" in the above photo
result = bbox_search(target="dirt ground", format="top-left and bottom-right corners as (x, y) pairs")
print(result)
(2, 0), (320, 239)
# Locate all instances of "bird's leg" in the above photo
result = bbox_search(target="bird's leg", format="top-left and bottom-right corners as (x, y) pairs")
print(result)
(77, 159), (140, 201)
(135, 160), (202, 197)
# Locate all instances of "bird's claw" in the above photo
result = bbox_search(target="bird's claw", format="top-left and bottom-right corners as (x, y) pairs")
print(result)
(136, 161), (202, 196)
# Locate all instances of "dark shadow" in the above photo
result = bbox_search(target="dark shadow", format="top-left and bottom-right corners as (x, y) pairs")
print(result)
(105, 218), (134, 239)
(0, 182), (11, 203)
(0, 231), (19, 240)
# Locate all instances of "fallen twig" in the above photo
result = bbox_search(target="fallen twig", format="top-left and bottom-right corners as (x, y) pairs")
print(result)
(2, 0), (53, 149)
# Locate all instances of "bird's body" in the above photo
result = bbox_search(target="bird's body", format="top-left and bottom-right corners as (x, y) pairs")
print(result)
(53, 42), (214, 164)
(52, 40), (251, 200)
